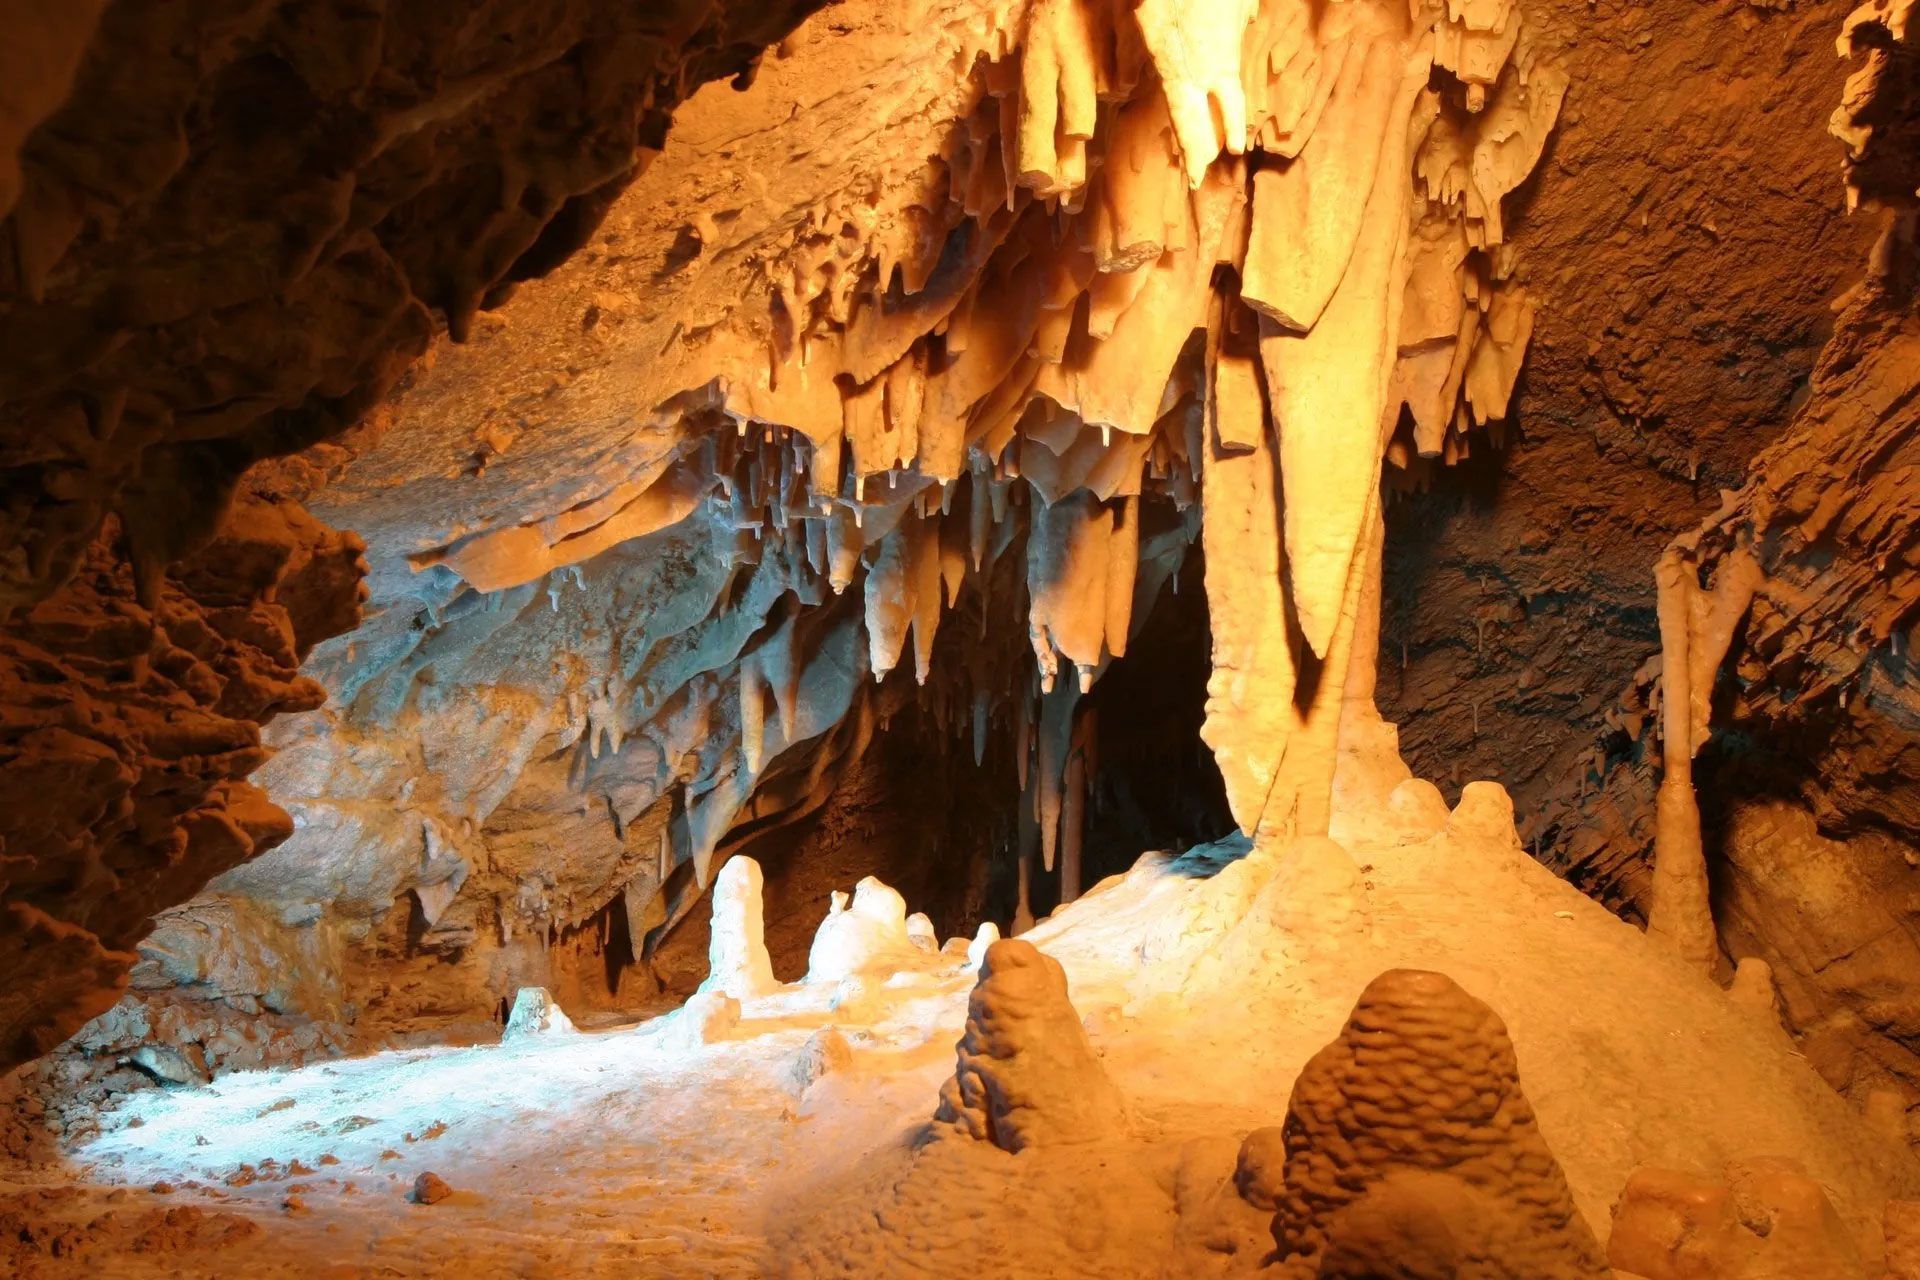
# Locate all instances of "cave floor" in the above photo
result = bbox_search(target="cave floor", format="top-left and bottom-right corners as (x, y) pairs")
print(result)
(8, 768), (1918, 1277)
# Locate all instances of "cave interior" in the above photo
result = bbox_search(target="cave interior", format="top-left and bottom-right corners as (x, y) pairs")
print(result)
(2, 0), (1920, 1274)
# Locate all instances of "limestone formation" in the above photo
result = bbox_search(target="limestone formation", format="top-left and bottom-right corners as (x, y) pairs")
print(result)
(780, 1027), (855, 1100)
(934, 938), (1124, 1152)
(502, 988), (576, 1042)
(806, 878), (924, 985)
(1646, 545), (1764, 973)
(1269, 968), (1608, 1278)
(647, 990), (741, 1053)
(1607, 1159), (1868, 1280)
(700, 858), (779, 1002)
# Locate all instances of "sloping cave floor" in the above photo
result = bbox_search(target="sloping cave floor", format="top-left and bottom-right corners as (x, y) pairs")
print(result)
(2, 756), (1916, 1277)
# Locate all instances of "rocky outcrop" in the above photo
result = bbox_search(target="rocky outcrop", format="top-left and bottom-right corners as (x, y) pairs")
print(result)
(0, 489), (362, 1066)
(1269, 968), (1609, 1278)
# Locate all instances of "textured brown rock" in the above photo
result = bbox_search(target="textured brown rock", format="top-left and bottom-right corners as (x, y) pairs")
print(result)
(0, 491), (362, 1066)
(1608, 1159), (1867, 1280)
(1269, 968), (1608, 1278)
(1385, 0), (1883, 902)
(934, 938), (1124, 1152)
(410, 1171), (453, 1206)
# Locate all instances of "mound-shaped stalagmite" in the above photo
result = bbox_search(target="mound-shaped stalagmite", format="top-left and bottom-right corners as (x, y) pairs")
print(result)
(935, 937), (1124, 1152)
(1269, 968), (1609, 1278)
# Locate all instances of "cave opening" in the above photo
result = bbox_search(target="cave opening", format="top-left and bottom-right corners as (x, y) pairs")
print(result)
(3, 0), (1920, 1274)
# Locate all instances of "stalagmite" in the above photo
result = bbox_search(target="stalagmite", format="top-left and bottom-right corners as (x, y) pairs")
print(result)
(699, 857), (778, 1002)
(1647, 544), (1764, 972)
(1271, 969), (1610, 1277)
(934, 939), (1125, 1151)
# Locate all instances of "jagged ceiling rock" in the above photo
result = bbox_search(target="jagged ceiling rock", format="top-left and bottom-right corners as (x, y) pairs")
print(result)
(0, 0), (829, 1072)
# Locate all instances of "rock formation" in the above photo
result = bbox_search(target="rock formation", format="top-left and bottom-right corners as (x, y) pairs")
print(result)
(1608, 1159), (1868, 1280)
(1268, 968), (1609, 1278)
(0, 0), (831, 1074)
(934, 937), (1124, 1151)
(700, 857), (778, 1001)
(4, 0), (1570, 1073)
(502, 988), (575, 1041)
(1460, 0), (1920, 1113)
(0, 0), (1909, 1180)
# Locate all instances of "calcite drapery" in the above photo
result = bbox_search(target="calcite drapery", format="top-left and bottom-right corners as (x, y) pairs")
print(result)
(382, 0), (1564, 857)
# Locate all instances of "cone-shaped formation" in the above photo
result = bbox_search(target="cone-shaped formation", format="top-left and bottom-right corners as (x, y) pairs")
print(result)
(501, 988), (576, 1041)
(934, 938), (1124, 1152)
(1270, 968), (1609, 1278)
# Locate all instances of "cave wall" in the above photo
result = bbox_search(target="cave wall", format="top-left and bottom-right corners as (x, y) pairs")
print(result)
(0, 0), (829, 1071)
(1379, 0), (1881, 863)
(1423, 0), (1920, 1109)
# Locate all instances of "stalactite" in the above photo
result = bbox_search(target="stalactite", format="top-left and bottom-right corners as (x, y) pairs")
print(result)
(374, 0), (1569, 880)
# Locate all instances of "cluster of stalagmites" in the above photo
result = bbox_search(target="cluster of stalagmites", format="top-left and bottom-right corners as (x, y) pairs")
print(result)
(929, 941), (1917, 1277)
(933, 949), (1613, 1275)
